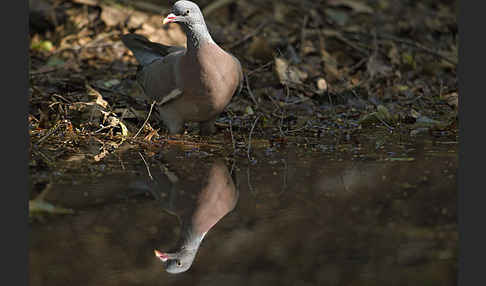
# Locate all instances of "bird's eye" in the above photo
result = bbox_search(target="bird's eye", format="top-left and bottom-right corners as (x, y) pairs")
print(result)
(176, 260), (182, 267)
(185, 9), (190, 15)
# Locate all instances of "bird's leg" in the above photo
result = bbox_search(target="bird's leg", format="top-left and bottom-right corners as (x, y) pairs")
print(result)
(199, 118), (216, 136)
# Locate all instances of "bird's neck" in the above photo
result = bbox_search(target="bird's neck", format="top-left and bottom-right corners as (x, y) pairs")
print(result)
(179, 220), (207, 251)
(184, 23), (215, 50)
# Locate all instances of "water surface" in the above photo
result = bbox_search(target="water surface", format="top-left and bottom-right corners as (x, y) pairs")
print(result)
(30, 138), (457, 286)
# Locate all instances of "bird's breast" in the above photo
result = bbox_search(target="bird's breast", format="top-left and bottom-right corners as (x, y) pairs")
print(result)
(180, 44), (239, 109)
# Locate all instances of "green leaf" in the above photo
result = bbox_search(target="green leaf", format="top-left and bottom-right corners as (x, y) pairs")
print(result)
(46, 56), (65, 67)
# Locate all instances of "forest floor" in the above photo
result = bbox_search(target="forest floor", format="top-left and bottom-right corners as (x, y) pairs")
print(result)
(28, 0), (458, 206)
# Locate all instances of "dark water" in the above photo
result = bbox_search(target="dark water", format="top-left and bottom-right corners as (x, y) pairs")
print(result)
(30, 138), (457, 286)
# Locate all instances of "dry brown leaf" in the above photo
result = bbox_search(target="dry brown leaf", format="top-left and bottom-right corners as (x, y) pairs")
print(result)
(126, 11), (149, 29)
(301, 40), (317, 55)
(100, 5), (130, 27)
(85, 84), (108, 109)
(367, 56), (392, 78)
(316, 78), (328, 93)
(441, 92), (458, 108)
(387, 43), (401, 65)
(274, 58), (307, 84)
(320, 48), (340, 80)
(94, 149), (109, 162)
(144, 127), (159, 141)
(65, 154), (87, 162)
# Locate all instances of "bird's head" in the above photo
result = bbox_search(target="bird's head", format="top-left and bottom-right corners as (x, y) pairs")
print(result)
(154, 247), (198, 274)
(163, 1), (205, 27)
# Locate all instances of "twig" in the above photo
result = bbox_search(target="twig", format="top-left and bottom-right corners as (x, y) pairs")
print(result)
(37, 121), (63, 145)
(246, 61), (273, 77)
(383, 34), (457, 65)
(375, 115), (395, 131)
(32, 149), (54, 166)
(229, 118), (236, 155)
(247, 114), (261, 161)
(247, 166), (256, 194)
(286, 120), (310, 133)
(347, 57), (368, 74)
(228, 21), (268, 50)
(344, 31), (457, 65)
(133, 100), (156, 138)
(138, 152), (153, 181)
(279, 96), (311, 106)
(245, 73), (258, 106)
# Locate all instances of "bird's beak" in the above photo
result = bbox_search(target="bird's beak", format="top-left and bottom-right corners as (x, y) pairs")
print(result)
(154, 249), (171, 262)
(163, 13), (177, 25)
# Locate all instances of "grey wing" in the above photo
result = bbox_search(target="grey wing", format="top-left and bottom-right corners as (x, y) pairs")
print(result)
(121, 33), (186, 67)
(136, 51), (185, 104)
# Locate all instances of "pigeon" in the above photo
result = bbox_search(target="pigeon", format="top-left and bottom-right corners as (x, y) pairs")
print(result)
(121, 0), (243, 135)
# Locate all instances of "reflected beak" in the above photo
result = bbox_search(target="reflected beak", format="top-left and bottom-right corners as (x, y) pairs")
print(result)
(163, 13), (177, 25)
(154, 249), (170, 261)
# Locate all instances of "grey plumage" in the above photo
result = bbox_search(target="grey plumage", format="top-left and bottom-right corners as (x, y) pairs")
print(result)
(121, 0), (243, 135)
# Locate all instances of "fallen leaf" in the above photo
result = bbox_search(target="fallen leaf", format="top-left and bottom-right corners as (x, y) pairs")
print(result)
(320, 49), (340, 80)
(118, 120), (129, 137)
(358, 105), (395, 127)
(30, 40), (54, 52)
(86, 84), (108, 109)
(316, 78), (328, 93)
(245, 106), (255, 115)
(367, 56), (392, 78)
(144, 128), (159, 141)
(301, 40), (317, 56)
(100, 5), (129, 27)
(325, 9), (349, 26)
(416, 116), (441, 126)
(441, 92), (458, 108)
(46, 56), (65, 67)
(387, 43), (401, 65)
(65, 154), (86, 162)
(376, 105), (393, 122)
(29, 200), (74, 215)
(328, 0), (374, 14)
(410, 109), (421, 119)
(410, 127), (429, 136)
(103, 79), (121, 88)
(401, 52), (416, 69)
(274, 57), (307, 84)
(94, 149), (109, 162)
(396, 85), (409, 91)
(410, 113), (448, 129)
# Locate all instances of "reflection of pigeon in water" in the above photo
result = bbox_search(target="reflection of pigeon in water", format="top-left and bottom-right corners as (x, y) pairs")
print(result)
(135, 159), (238, 274)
